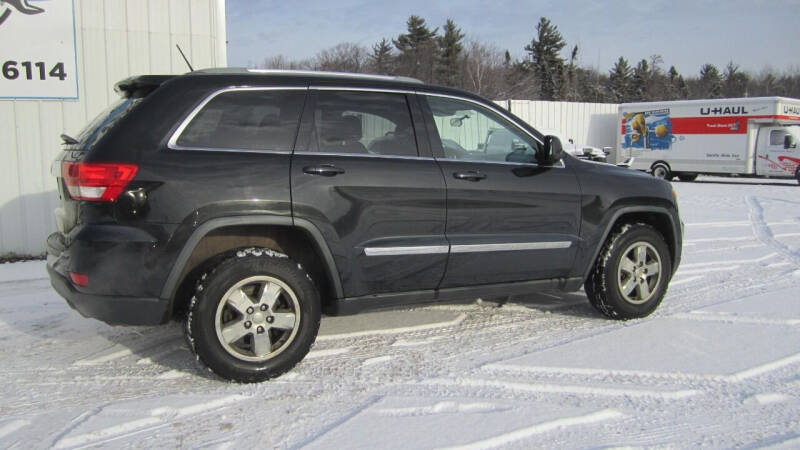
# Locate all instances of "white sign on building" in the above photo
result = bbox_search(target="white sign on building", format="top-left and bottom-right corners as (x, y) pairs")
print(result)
(0, 0), (78, 99)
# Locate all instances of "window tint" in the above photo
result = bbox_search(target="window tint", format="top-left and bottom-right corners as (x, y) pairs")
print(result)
(309, 91), (418, 157)
(176, 90), (306, 151)
(769, 129), (788, 146)
(425, 96), (539, 164)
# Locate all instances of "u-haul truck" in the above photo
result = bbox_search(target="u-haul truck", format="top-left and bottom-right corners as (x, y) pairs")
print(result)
(618, 97), (800, 184)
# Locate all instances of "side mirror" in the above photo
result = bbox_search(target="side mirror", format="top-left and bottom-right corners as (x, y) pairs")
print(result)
(784, 134), (796, 149)
(450, 117), (463, 127)
(540, 135), (564, 164)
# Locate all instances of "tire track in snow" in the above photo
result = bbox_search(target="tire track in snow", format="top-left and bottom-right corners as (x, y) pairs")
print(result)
(53, 395), (247, 449)
(747, 196), (800, 267)
(433, 409), (625, 450)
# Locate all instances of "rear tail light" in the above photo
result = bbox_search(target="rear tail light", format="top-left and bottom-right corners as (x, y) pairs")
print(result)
(61, 162), (139, 202)
(69, 272), (89, 286)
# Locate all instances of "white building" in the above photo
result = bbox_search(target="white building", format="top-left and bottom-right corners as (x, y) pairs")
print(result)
(0, 0), (227, 255)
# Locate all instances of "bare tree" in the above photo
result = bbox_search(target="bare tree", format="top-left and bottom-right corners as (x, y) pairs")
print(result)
(461, 41), (506, 97)
(313, 43), (369, 73)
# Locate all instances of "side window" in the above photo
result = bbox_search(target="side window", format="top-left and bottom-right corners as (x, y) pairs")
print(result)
(309, 91), (418, 157)
(176, 89), (306, 151)
(769, 129), (788, 146)
(425, 95), (539, 164)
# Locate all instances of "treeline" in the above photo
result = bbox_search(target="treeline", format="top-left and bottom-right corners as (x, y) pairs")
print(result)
(257, 15), (800, 103)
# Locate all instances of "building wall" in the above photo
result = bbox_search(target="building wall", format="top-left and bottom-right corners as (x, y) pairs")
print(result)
(0, 0), (227, 255)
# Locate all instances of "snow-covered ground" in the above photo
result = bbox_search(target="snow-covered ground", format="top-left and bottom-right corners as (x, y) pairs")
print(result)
(1, 176), (799, 449)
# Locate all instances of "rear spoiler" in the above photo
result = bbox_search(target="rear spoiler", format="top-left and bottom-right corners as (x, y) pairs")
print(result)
(114, 75), (176, 98)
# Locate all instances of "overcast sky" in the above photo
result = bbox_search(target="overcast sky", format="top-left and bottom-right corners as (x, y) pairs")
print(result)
(226, 0), (800, 76)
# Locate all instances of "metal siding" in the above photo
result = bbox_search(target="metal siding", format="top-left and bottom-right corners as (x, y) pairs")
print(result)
(0, 0), (226, 255)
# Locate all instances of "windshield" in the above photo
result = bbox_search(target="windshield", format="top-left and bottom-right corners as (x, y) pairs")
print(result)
(73, 97), (141, 149)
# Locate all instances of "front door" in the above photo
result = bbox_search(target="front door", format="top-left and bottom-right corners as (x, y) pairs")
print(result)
(756, 126), (800, 177)
(420, 94), (581, 287)
(291, 89), (447, 298)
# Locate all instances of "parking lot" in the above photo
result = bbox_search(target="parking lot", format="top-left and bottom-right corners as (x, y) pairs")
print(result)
(1, 176), (799, 449)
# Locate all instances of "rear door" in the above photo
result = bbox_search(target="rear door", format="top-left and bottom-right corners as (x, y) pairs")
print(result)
(420, 93), (581, 287)
(291, 88), (447, 298)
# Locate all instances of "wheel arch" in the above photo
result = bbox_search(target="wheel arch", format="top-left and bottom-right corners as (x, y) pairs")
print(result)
(582, 206), (680, 282)
(160, 216), (343, 319)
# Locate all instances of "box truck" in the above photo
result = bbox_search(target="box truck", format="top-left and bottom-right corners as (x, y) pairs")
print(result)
(618, 97), (800, 183)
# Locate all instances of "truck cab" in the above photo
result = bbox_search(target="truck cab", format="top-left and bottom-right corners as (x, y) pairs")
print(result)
(754, 124), (800, 178)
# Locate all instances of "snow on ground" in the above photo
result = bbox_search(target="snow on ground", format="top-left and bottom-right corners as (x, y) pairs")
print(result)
(1, 175), (800, 449)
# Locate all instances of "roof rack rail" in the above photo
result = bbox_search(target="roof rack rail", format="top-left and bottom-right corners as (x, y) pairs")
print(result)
(244, 69), (423, 84)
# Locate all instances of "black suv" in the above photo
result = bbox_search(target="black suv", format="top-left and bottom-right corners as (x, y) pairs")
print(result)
(47, 69), (682, 382)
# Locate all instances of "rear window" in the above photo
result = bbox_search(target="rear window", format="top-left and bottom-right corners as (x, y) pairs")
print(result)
(175, 90), (306, 151)
(76, 97), (141, 149)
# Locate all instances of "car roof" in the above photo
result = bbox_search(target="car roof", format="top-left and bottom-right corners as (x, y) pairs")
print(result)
(180, 67), (486, 100)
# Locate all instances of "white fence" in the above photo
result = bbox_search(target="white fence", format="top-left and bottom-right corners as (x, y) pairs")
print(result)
(501, 100), (619, 159)
(0, 0), (227, 256)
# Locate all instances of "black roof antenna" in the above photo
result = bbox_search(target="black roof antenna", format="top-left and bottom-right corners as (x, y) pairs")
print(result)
(176, 44), (194, 72)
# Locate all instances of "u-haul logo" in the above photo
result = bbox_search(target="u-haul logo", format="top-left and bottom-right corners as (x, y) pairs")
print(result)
(784, 105), (800, 115)
(700, 106), (749, 115)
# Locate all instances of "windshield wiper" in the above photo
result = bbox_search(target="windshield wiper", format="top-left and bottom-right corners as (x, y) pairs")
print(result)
(60, 133), (79, 145)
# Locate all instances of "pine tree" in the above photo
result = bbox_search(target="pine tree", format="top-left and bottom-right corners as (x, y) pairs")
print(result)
(524, 17), (566, 100)
(608, 56), (633, 102)
(370, 38), (394, 75)
(393, 15), (438, 81)
(562, 45), (580, 100)
(699, 63), (723, 98)
(436, 19), (465, 87)
(632, 59), (650, 101)
(723, 61), (748, 97)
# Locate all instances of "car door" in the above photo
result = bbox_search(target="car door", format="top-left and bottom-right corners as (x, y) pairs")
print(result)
(291, 88), (447, 298)
(419, 93), (581, 288)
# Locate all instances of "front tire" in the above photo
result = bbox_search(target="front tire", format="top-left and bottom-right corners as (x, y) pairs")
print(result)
(186, 248), (320, 382)
(585, 223), (672, 320)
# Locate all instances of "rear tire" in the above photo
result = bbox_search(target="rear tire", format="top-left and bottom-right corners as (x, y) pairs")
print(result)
(651, 162), (673, 181)
(585, 223), (672, 320)
(185, 248), (320, 382)
(677, 173), (698, 182)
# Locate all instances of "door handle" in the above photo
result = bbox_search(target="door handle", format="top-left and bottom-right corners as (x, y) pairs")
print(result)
(303, 165), (345, 177)
(453, 170), (486, 181)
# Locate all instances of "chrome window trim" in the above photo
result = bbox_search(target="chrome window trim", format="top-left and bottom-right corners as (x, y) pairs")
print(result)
(293, 151), (434, 161)
(435, 156), (564, 169)
(166, 85), (563, 168)
(363, 241), (572, 256)
(167, 86), (309, 153)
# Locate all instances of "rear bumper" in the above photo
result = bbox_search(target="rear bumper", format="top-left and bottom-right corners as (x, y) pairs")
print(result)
(46, 225), (174, 326)
(47, 261), (169, 325)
